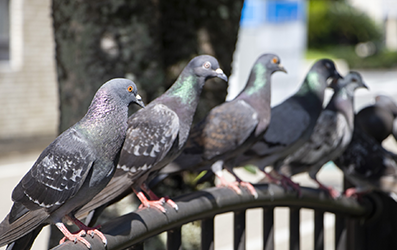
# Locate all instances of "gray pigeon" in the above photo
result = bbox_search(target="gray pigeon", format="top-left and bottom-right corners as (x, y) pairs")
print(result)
(235, 59), (342, 194)
(334, 124), (397, 199)
(166, 54), (286, 197)
(0, 78), (144, 249)
(356, 95), (397, 143)
(75, 55), (227, 216)
(279, 72), (367, 197)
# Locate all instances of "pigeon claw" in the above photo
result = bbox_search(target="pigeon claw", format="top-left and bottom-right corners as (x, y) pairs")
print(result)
(59, 230), (91, 249)
(216, 177), (243, 195)
(87, 228), (107, 246)
(238, 181), (258, 199)
(164, 197), (179, 211)
(280, 175), (302, 197)
(139, 199), (167, 213)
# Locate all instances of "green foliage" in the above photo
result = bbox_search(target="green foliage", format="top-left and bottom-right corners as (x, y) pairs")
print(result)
(307, 46), (397, 69)
(308, 1), (382, 48)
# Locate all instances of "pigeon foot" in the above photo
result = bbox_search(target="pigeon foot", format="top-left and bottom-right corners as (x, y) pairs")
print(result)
(315, 180), (340, 198)
(68, 216), (107, 246)
(216, 176), (242, 195)
(236, 181), (258, 198)
(280, 175), (301, 197)
(56, 222), (91, 249)
(136, 191), (167, 213)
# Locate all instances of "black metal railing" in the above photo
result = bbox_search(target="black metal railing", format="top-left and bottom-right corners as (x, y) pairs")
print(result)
(52, 183), (380, 250)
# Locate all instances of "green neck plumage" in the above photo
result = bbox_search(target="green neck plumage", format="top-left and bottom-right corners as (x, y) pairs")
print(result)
(167, 74), (200, 105)
(244, 63), (268, 96)
(296, 71), (323, 96)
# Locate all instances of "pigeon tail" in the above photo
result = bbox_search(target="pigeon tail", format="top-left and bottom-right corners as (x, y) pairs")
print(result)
(5, 225), (43, 250)
(0, 209), (48, 247)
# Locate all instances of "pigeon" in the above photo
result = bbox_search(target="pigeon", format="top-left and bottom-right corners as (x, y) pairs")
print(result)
(163, 53), (286, 197)
(279, 72), (367, 198)
(234, 59), (342, 194)
(355, 95), (397, 143)
(334, 125), (397, 199)
(75, 55), (228, 217)
(0, 78), (144, 249)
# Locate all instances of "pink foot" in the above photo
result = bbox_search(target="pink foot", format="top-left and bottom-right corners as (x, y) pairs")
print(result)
(216, 176), (242, 195)
(135, 191), (167, 213)
(141, 184), (178, 211)
(316, 181), (340, 198)
(163, 197), (179, 211)
(67, 216), (107, 246)
(280, 175), (301, 197)
(56, 223), (91, 249)
(236, 181), (258, 198)
(344, 188), (369, 199)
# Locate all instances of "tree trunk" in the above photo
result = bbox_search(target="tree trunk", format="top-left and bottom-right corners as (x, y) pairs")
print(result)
(50, 1), (243, 248)
(53, 0), (243, 133)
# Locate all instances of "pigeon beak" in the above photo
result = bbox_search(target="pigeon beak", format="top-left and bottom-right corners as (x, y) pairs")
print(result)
(278, 64), (287, 73)
(135, 94), (145, 108)
(215, 68), (228, 82)
(361, 82), (369, 90)
(335, 71), (343, 79)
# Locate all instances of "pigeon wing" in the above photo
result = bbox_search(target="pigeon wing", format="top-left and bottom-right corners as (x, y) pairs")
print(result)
(117, 104), (179, 179)
(11, 128), (96, 212)
(256, 98), (311, 156)
(199, 100), (258, 160)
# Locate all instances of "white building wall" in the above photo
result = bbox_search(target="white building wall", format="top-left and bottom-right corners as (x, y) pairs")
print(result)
(0, 0), (58, 139)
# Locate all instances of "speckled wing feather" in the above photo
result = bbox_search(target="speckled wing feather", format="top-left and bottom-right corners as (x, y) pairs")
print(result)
(251, 98), (311, 156)
(11, 128), (95, 214)
(117, 104), (179, 179)
(188, 100), (259, 161)
(286, 110), (350, 165)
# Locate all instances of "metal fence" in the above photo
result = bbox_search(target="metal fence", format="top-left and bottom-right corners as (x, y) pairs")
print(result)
(50, 182), (397, 250)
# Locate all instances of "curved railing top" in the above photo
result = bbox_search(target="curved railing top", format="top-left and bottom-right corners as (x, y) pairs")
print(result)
(52, 184), (373, 250)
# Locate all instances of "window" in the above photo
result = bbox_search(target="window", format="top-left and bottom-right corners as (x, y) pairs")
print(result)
(0, 0), (10, 60)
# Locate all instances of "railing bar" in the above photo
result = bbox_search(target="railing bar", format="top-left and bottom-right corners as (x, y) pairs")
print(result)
(335, 213), (346, 250)
(167, 226), (182, 250)
(314, 210), (324, 250)
(263, 207), (274, 250)
(234, 210), (246, 250)
(289, 207), (300, 250)
(201, 216), (215, 250)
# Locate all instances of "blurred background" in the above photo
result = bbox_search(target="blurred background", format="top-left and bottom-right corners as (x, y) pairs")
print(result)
(0, 0), (397, 249)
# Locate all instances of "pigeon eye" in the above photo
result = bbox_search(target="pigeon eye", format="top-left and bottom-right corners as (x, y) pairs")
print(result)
(352, 78), (357, 82)
(203, 62), (211, 69)
(272, 57), (278, 64)
(127, 86), (134, 92)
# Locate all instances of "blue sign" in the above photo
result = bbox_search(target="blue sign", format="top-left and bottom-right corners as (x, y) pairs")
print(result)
(241, 0), (305, 27)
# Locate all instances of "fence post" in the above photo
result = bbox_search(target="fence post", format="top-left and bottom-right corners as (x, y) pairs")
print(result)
(167, 226), (182, 250)
(314, 210), (324, 250)
(290, 207), (300, 250)
(263, 207), (274, 250)
(234, 210), (246, 250)
(201, 216), (215, 250)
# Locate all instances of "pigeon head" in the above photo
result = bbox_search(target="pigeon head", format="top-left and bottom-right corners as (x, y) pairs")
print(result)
(256, 53), (287, 74)
(314, 59), (343, 82)
(98, 78), (145, 108)
(188, 55), (228, 82)
(332, 71), (368, 92)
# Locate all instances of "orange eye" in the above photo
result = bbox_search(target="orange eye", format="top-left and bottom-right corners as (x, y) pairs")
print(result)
(128, 86), (134, 92)
(203, 62), (211, 69)
(272, 57), (278, 64)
